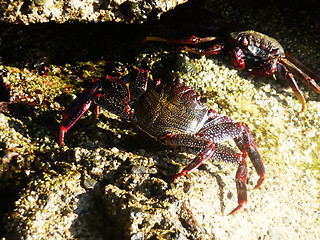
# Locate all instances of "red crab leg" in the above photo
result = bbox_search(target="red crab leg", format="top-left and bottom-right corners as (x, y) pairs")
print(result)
(180, 44), (224, 56)
(228, 156), (248, 215)
(60, 84), (100, 145)
(230, 47), (246, 70)
(160, 133), (215, 179)
(235, 125), (265, 188)
(277, 62), (307, 112)
(198, 116), (265, 214)
(144, 36), (216, 45)
(284, 52), (320, 94)
(228, 125), (265, 215)
(144, 35), (224, 56)
(60, 78), (132, 146)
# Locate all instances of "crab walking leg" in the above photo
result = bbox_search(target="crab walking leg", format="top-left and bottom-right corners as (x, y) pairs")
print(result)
(160, 133), (215, 179)
(284, 53), (320, 94)
(101, 76), (130, 101)
(228, 157), (248, 215)
(144, 36), (216, 45)
(277, 62), (307, 112)
(144, 35), (224, 56)
(210, 143), (250, 215)
(199, 118), (265, 214)
(234, 125), (265, 189)
(226, 126), (265, 215)
(128, 69), (149, 100)
(211, 143), (249, 215)
(60, 83), (100, 145)
(60, 92), (131, 146)
(181, 44), (224, 56)
(198, 121), (244, 143)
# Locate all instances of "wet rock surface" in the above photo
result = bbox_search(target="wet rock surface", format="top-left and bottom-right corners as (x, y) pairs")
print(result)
(1, 0), (320, 239)
(0, 0), (188, 24)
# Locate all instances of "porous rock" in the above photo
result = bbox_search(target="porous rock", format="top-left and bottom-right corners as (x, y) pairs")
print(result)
(0, 0), (188, 24)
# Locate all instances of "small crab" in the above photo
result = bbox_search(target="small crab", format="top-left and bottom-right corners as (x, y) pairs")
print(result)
(145, 30), (320, 111)
(60, 69), (265, 215)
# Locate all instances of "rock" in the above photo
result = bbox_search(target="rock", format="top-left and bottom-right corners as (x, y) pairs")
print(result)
(2, 56), (319, 239)
(0, 0), (188, 24)
(1, 1), (320, 239)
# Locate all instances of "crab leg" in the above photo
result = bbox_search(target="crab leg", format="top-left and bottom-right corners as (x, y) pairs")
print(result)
(101, 76), (130, 101)
(284, 52), (320, 94)
(224, 126), (265, 215)
(211, 143), (249, 214)
(60, 76), (133, 146)
(144, 36), (216, 45)
(181, 45), (224, 56)
(60, 83), (100, 145)
(128, 69), (149, 100)
(229, 47), (246, 70)
(228, 157), (248, 215)
(234, 125), (265, 189)
(95, 94), (131, 118)
(160, 133), (215, 179)
(199, 119), (265, 214)
(277, 62), (307, 112)
(144, 35), (224, 56)
(165, 118), (265, 215)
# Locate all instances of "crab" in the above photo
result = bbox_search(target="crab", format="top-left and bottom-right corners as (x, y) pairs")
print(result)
(60, 69), (265, 215)
(144, 30), (320, 112)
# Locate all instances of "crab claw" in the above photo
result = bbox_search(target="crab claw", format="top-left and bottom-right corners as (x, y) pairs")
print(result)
(230, 47), (246, 70)
(60, 83), (100, 146)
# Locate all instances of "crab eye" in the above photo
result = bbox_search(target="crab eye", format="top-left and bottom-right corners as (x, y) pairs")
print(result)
(240, 36), (249, 46)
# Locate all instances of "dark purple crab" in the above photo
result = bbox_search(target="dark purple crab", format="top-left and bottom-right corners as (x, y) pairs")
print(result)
(60, 69), (265, 215)
(145, 30), (320, 112)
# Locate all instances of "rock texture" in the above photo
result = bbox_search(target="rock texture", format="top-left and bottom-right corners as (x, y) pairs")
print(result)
(0, 0), (188, 24)
(1, 55), (320, 239)
(1, 0), (320, 239)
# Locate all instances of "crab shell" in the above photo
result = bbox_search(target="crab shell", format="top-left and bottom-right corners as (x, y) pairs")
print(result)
(229, 30), (285, 60)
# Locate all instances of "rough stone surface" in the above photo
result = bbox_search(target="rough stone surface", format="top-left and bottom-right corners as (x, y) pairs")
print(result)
(1, 0), (320, 239)
(0, 0), (188, 24)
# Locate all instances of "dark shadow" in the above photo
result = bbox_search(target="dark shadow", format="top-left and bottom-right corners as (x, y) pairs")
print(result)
(0, 1), (220, 68)
(0, 21), (145, 67)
